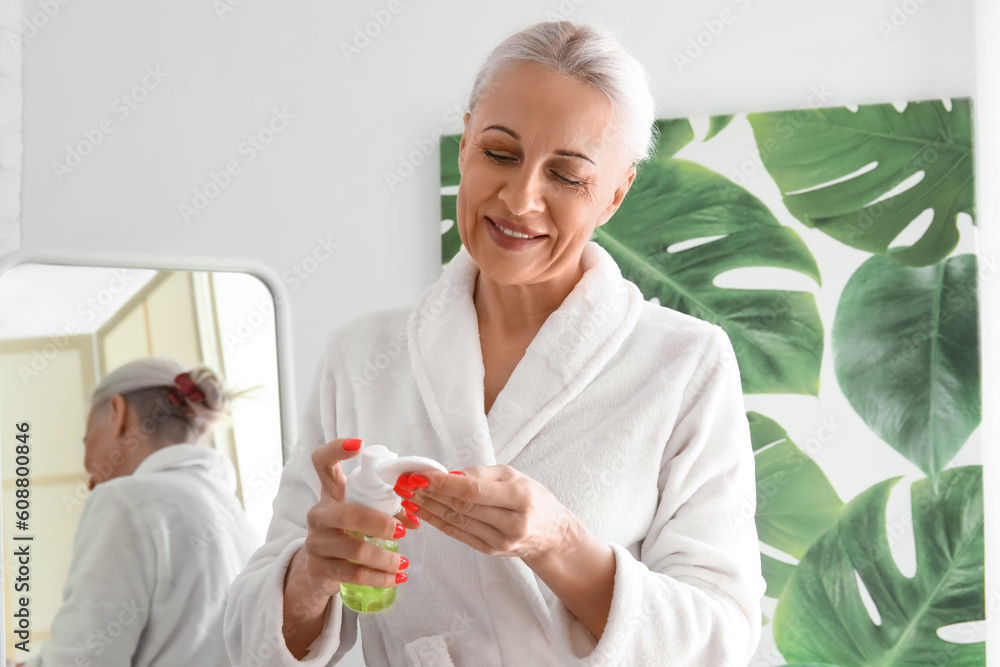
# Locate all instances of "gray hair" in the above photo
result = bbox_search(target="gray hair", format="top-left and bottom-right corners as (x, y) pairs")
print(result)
(91, 357), (235, 446)
(467, 20), (657, 166)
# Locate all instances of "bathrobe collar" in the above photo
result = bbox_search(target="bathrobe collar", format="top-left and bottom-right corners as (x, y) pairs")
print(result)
(407, 240), (645, 466)
(132, 443), (237, 493)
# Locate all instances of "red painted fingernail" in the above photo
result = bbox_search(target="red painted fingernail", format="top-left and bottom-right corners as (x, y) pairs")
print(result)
(343, 439), (363, 451)
(406, 510), (420, 525)
(394, 485), (414, 498)
(398, 556), (409, 570)
(401, 500), (419, 513)
(396, 572), (408, 584)
(409, 475), (429, 488)
(449, 470), (466, 476)
(396, 474), (417, 490)
(393, 523), (406, 539)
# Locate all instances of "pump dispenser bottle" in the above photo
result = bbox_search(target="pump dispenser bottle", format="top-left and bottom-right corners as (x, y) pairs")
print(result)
(341, 444), (447, 613)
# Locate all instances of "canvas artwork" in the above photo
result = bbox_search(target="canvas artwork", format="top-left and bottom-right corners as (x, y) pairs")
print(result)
(440, 98), (984, 665)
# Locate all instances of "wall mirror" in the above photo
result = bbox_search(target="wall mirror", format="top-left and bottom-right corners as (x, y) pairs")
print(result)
(0, 255), (291, 659)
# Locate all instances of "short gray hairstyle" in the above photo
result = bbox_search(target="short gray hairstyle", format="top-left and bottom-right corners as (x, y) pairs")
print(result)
(91, 357), (235, 446)
(467, 20), (657, 167)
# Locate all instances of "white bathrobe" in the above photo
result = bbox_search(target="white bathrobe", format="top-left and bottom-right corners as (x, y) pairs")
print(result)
(225, 241), (766, 666)
(23, 444), (261, 667)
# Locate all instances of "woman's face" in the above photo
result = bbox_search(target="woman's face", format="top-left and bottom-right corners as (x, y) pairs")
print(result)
(457, 60), (636, 287)
(82, 397), (135, 486)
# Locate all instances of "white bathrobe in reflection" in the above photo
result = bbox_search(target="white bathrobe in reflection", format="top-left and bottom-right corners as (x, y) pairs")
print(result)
(23, 444), (261, 667)
(225, 240), (766, 666)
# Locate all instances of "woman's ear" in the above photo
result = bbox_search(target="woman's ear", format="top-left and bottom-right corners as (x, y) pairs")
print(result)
(109, 394), (129, 437)
(597, 163), (637, 227)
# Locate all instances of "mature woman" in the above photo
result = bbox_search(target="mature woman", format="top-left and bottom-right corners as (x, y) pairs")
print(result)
(16, 358), (260, 667)
(225, 20), (764, 666)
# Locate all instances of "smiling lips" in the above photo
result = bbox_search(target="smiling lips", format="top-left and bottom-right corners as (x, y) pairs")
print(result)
(487, 217), (546, 239)
(484, 217), (547, 251)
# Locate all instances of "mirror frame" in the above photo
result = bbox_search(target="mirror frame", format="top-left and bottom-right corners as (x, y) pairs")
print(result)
(0, 247), (299, 454)
(0, 247), (298, 658)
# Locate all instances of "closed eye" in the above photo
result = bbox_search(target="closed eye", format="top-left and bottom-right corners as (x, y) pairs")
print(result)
(553, 172), (581, 186)
(484, 150), (515, 163)
(484, 150), (581, 187)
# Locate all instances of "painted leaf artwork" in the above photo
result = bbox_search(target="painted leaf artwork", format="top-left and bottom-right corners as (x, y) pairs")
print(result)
(747, 99), (975, 267)
(833, 253), (981, 484)
(439, 97), (983, 665)
(775, 467), (984, 666)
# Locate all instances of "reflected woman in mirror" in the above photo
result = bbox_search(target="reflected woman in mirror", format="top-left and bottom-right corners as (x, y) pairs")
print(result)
(227, 20), (765, 666)
(15, 358), (260, 667)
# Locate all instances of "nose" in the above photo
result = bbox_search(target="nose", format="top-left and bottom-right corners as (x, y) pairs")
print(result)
(498, 163), (545, 217)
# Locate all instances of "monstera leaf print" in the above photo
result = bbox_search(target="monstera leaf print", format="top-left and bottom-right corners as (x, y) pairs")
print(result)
(832, 254), (980, 483)
(774, 466), (985, 666)
(594, 158), (823, 396)
(747, 99), (974, 267)
(749, 412), (844, 598)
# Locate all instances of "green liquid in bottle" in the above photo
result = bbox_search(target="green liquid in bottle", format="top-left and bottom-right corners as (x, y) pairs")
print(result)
(340, 531), (400, 613)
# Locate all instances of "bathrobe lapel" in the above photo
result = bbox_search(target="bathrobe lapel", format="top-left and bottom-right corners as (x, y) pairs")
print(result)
(407, 240), (645, 467)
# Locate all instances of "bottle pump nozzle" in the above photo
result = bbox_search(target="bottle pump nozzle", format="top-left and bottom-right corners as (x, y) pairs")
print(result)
(344, 445), (448, 516)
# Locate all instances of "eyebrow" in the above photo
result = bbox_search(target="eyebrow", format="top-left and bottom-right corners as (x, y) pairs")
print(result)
(482, 125), (596, 166)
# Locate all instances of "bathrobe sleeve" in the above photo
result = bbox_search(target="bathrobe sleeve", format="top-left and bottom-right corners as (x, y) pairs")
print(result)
(21, 484), (153, 667)
(224, 344), (360, 666)
(556, 326), (765, 666)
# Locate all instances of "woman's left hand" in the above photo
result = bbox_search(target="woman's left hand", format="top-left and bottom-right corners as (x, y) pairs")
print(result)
(395, 465), (578, 561)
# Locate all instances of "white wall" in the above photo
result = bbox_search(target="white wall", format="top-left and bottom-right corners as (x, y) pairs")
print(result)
(974, 0), (999, 662)
(9, 0), (996, 664)
(14, 0), (979, 407)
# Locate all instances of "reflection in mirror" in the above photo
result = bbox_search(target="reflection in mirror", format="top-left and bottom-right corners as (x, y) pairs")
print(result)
(0, 263), (283, 661)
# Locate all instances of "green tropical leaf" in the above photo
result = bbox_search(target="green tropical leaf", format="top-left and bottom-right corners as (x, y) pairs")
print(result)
(748, 410), (791, 451)
(746, 99), (974, 266)
(652, 118), (695, 159)
(774, 466), (985, 666)
(832, 254), (980, 483)
(762, 553), (796, 599)
(705, 114), (734, 141)
(441, 133), (461, 185)
(441, 133), (462, 264)
(750, 412), (844, 561)
(594, 158), (823, 395)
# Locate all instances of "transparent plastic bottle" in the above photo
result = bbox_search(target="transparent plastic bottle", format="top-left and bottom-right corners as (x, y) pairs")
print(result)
(340, 445), (447, 614)
(340, 531), (401, 613)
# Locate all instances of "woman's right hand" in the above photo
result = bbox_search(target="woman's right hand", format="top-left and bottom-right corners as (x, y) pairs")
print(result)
(282, 438), (418, 659)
